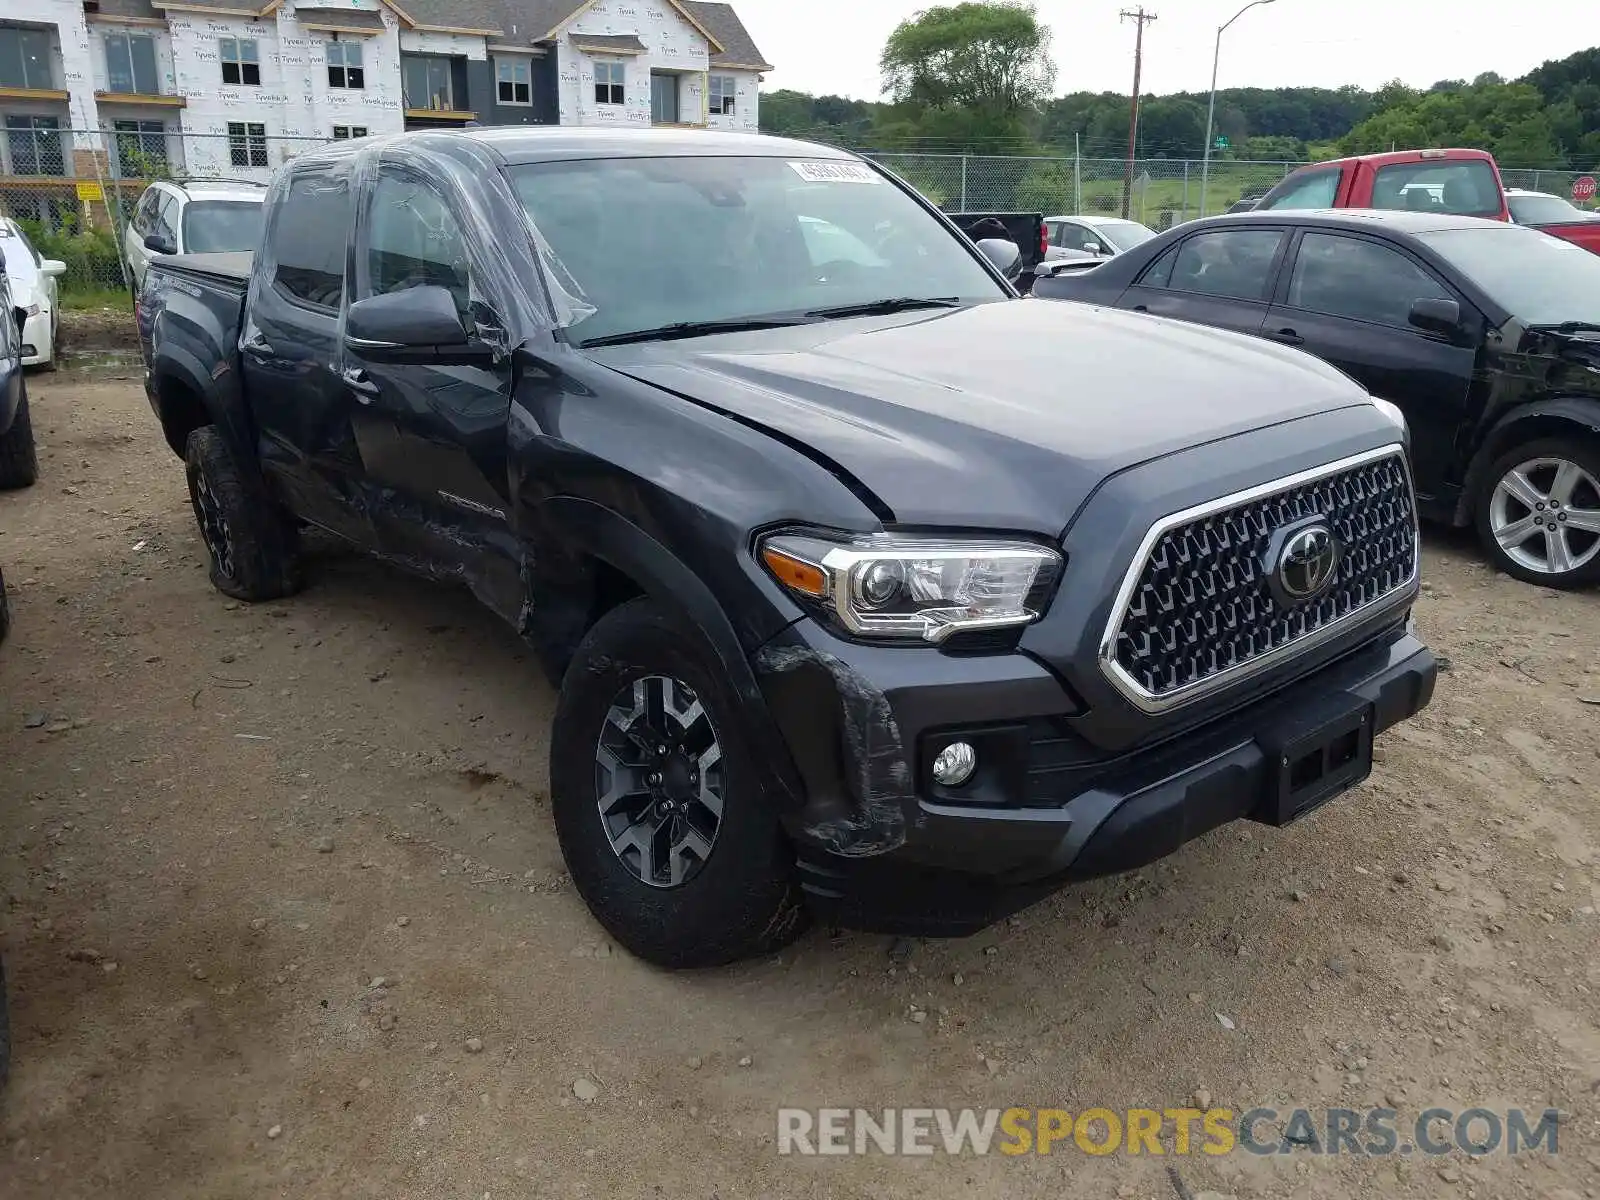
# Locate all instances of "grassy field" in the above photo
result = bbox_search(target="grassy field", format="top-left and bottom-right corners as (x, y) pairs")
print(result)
(59, 286), (132, 312)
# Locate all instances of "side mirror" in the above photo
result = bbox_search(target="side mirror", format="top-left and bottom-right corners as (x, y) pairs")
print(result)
(346, 286), (467, 351)
(144, 232), (177, 255)
(975, 237), (1022, 282)
(1408, 296), (1460, 337)
(40, 258), (66, 278)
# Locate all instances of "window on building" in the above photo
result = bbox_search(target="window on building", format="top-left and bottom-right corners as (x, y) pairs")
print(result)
(104, 31), (160, 95)
(331, 125), (368, 139)
(271, 170), (351, 309)
(326, 39), (363, 89)
(113, 119), (168, 177)
(402, 55), (454, 110)
(219, 36), (261, 86)
(594, 60), (625, 105)
(496, 57), (530, 105)
(227, 121), (268, 168)
(708, 74), (735, 115)
(4, 115), (64, 176)
(0, 26), (54, 90)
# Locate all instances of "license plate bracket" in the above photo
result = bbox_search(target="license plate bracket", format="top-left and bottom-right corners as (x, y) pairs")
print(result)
(1255, 693), (1373, 826)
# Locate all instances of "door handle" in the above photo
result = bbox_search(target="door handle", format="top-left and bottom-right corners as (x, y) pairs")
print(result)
(341, 366), (380, 401)
(1267, 326), (1304, 346)
(241, 333), (275, 359)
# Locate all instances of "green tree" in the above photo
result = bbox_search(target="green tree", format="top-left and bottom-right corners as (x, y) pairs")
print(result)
(881, 2), (1056, 117)
(1339, 80), (1564, 166)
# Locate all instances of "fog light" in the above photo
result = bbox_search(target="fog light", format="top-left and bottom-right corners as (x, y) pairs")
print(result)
(932, 741), (977, 787)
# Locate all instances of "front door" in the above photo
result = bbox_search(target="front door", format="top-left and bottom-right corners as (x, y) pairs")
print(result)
(650, 72), (679, 124)
(343, 163), (519, 612)
(1265, 230), (1478, 506)
(1120, 226), (1287, 338)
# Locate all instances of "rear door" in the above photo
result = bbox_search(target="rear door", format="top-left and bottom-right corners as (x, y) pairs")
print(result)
(343, 158), (516, 588)
(1118, 226), (1288, 338)
(242, 163), (372, 543)
(1264, 229), (1479, 503)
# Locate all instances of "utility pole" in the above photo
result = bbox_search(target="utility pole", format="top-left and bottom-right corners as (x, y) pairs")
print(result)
(1120, 7), (1156, 219)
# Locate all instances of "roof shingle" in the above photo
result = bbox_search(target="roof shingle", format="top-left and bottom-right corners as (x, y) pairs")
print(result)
(681, 1), (770, 70)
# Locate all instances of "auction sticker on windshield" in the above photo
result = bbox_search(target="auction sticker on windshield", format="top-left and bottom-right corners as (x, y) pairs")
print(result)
(789, 161), (881, 184)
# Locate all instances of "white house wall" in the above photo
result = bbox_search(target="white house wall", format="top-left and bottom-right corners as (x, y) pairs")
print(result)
(705, 68), (758, 131)
(557, 0), (710, 127)
(398, 29), (487, 61)
(278, 3), (404, 140)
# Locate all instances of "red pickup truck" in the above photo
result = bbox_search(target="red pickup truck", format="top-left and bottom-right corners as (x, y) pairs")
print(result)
(1251, 148), (1600, 254)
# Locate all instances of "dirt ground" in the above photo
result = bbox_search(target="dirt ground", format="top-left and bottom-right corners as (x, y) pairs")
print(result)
(1, 365), (1598, 1200)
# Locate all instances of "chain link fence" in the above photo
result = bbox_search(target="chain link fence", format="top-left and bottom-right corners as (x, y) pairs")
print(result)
(0, 127), (338, 301)
(3, 128), (1596, 303)
(862, 152), (1303, 226)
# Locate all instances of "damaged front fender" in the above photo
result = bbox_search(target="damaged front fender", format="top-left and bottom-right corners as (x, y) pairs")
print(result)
(754, 642), (915, 858)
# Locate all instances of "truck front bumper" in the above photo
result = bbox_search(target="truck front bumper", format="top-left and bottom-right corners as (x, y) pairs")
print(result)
(754, 621), (1436, 936)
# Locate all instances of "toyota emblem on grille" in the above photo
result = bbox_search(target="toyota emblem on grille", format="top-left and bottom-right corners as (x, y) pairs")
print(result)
(1276, 524), (1340, 603)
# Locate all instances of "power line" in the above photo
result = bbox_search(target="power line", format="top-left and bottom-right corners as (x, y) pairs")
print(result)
(1119, 7), (1158, 218)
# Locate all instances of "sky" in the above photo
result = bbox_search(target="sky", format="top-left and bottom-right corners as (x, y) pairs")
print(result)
(735, 0), (1594, 100)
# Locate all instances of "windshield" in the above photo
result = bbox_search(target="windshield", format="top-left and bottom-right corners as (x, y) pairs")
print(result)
(1507, 193), (1589, 225)
(1419, 226), (1600, 324)
(182, 200), (265, 254)
(1099, 221), (1157, 252)
(507, 155), (1005, 344)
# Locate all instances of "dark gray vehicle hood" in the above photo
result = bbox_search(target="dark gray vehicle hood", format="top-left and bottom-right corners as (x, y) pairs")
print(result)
(589, 299), (1377, 534)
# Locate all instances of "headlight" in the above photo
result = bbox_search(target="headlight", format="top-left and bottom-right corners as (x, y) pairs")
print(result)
(1370, 396), (1409, 445)
(759, 531), (1061, 643)
(21, 303), (39, 318)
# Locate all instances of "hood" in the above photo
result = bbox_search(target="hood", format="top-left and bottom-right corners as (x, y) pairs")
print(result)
(589, 300), (1376, 534)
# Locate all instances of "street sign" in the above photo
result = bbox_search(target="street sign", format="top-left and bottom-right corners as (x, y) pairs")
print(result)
(75, 181), (104, 202)
(1213, 135), (1230, 150)
(1573, 175), (1597, 203)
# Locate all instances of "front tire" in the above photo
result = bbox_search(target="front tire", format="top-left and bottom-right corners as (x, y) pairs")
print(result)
(184, 426), (301, 601)
(0, 388), (38, 490)
(1474, 436), (1600, 589)
(550, 598), (808, 968)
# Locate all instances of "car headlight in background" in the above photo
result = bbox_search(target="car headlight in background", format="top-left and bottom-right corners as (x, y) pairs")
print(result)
(1370, 396), (1409, 447)
(759, 532), (1061, 643)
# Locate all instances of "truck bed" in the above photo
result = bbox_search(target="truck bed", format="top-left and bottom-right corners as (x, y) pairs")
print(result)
(149, 252), (253, 286)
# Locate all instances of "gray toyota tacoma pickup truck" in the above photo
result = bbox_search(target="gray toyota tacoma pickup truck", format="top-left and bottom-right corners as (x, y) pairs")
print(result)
(136, 128), (1437, 967)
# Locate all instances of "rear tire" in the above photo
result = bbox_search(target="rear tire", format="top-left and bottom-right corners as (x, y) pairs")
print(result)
(0, 388), (38, 490)
(1474, 436), (1600, 589)
(184, 425), (301, 601)
(550, 598), (808, 968)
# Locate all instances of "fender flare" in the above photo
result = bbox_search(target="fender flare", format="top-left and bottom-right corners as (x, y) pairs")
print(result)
(148, 344), (259, 468)
(534, 495), (806, 811)
(1453, 395), (1600, 525)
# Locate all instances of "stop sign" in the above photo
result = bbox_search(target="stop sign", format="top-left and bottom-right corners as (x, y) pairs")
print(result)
(1574, 175), (1598, 203)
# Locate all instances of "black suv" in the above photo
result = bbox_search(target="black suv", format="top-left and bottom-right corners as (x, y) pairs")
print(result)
(137, 129), (1437, 967)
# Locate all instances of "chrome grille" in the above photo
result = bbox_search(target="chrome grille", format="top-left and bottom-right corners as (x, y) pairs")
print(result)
(1104, 447), (1417, 710)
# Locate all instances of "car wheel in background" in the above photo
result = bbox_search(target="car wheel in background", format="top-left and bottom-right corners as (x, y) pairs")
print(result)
(0, 385), (38, 490)
(184, 425), (302, 602)
(550, 597), (808, 968)
(1475, 437), (1600, 589)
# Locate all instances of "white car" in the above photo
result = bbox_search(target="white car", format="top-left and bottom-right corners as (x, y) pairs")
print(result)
(1505, 187), (1600, 226)
(123, 179), (268, 290)
(1043, 215), (1158, 261)
(0, 219), (66, 370)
